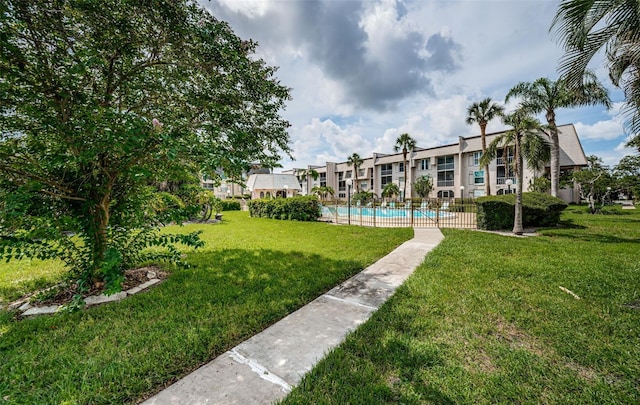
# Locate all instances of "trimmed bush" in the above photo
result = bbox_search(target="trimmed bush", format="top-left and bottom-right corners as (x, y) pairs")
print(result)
(247, 195), (321, 221)
(476, 192), (567, 230)
(221, 200), (241, 211)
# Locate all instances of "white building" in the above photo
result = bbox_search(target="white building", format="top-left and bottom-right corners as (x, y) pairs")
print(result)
(285, 124), (587, 203)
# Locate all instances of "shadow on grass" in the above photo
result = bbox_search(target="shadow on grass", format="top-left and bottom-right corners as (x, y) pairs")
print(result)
(0, 249), (364, 404)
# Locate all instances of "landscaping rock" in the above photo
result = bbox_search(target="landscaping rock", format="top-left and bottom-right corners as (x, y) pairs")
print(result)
(84, 291), (127, 306)
(126, 279), (160, 295)
(22, 305), (59, 316)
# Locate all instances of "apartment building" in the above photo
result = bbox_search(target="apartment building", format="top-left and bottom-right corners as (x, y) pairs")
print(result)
(286, 124), (587, 203)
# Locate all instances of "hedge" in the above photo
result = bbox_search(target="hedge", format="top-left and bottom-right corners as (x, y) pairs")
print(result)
(476, 192), (567, 230)
(221, 200), (241, 211)
(247, 195), (321, 221)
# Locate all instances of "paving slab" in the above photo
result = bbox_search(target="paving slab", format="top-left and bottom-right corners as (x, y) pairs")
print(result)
(234, 294), (376, 387)
(143, 227), (443, 405)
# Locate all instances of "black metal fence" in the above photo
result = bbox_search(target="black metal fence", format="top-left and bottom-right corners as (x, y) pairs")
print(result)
(320, 198), (477, 229)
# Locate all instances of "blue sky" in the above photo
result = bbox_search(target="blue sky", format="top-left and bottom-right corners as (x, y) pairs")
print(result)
(199, 0), (636, 170)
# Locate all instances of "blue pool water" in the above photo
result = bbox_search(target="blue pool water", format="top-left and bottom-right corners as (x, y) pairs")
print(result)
(321, 206), (453, 219)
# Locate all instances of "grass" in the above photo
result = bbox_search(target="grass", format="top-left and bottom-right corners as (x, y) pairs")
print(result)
(0, 211), (412, 404)
(281, 205), (640, 404)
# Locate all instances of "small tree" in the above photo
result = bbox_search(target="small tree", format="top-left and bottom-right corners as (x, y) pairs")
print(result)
(413, 176), (434, 199)
(382, 183), (400, 200)
(574, 156), (613, 213)
(613, 154), (640, 202)
(0, 1), (291, 292)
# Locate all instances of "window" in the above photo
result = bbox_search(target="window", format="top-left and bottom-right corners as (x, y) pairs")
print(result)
(420, 158), (429, 171)
(470, 151), (482, 167)
(474, 170), (484, 185)
(358, 168), (366, 177)
(360, 181), (368, 190)
(338, 172), (344, 181)
(380, 164), (393, 187)
(437, 190), (454, 198)
(338, 181), (346, 192)
(398, 162), (404, 172)
(345, 170), (352, 178)
(320, 173), (327, 187)
(437, 156), (455, 187)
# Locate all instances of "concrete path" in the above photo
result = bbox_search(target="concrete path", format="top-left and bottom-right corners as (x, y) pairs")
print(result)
(143, 228), (444, 405)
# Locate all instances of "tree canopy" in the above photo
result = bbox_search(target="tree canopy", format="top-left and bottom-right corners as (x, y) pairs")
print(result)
(0, 1), (292, 291)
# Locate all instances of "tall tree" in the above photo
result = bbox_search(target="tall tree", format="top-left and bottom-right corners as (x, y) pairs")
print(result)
(465, 98), (505, 196)
(551, 0), (639, 145)
(0, 1), (292, 289)
(505, 75), (610, 197)
(295, 167), (319, 195)
(393, 133), (416, 200)
(482, 109), (551, 235)
(346, 153), (364, 193)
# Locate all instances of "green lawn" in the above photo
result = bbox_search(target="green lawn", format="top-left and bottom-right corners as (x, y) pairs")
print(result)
(281, 206), (640, 404)
(0, 212), (412, 404)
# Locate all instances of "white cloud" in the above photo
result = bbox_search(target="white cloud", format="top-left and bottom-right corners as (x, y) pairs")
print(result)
(574, 120), (624, 141)
(201, 0), (622, 172)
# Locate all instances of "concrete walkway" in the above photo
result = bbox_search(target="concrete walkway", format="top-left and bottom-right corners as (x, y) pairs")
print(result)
(143, 228), (444, 405)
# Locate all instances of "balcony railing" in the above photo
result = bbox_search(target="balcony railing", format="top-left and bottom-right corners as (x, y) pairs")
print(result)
(496, 177), (517, 185)
(496, 156), (514, 166)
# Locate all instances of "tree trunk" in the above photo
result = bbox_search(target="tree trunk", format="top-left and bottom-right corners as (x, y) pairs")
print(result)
(403, 148), (408, 200)
(513, 135), (524, 235)
(481, 122), (491, 196)
(547, 112), (560, 198)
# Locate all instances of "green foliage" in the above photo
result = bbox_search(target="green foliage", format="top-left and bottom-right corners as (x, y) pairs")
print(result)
(382, 183), (400, 198)
(529, 176), (551, 193)
(412, 175), (433, 198)
(352, 191), (375, 205)
(247, 196), (321, 221)
(476, 192), (567, 230)
(283, 209), (640, 403)
(0, 0), (291, 288)
(0, 212), (412, 403)
(221, 200), (242, 211)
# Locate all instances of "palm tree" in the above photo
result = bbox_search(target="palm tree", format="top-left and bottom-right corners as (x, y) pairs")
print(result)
(295, 167), (319, 195)
(551, 0), (639, 144)
(505, 75), (610, 198)
(481, 108), (551, 235)
(465, 98), (505, 196)
(393, 133), (416, 200)
(346, 153), (364, 193)
(382, 182), (400, 200)
(311, 185), (334, 202)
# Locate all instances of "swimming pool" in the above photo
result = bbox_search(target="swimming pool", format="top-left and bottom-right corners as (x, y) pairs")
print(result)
(321, 206), (454, 219)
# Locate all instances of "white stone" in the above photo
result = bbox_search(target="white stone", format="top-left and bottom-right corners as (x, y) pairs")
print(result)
(84, 291), (127, 306)
(146, 271), (157, 279)
(22, 305), (60, 316)
(126, 279), (161, 296)
(18, 302), (32, 311)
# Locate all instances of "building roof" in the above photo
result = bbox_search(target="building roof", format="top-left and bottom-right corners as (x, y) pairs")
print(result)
(246, 173), (302, 191)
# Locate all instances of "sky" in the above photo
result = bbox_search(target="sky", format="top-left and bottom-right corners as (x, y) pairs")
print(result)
(198, 0), (637, 171)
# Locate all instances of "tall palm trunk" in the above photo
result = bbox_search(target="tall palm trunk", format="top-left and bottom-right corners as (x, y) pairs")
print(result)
(513, 135), (524, 235)
(480, 122), (491, 196)
(546, 111), (560, 197)
(402, 147), (408, 200)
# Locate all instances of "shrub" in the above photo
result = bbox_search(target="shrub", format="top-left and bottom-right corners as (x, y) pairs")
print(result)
(476, 192), (567, 230)
(221, 200), (241, 211)
(247, 196), (321, 221)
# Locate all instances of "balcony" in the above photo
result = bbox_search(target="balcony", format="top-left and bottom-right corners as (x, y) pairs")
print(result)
(496, 156), (514, 166)
(496, 177), (517, 185)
